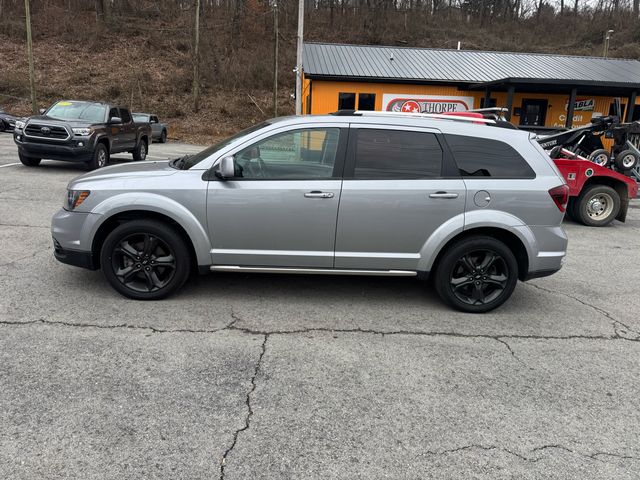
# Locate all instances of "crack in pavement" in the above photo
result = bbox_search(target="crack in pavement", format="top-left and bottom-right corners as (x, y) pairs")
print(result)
(219, 333), (268, 480)
(526, 282), (640, 341)
(420, 443), (640, 464)
(2, 315), (640, 345)
(0, 222), (49, 229)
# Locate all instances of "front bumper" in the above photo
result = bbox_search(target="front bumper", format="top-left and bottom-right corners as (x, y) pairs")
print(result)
(51, 208), (101, 270)
(53, 239), (98, 270)
(15, 132), (94, 162)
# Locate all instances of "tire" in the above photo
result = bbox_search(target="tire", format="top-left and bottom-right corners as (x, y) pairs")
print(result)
(614, 149), (638, 171)
(159, 130), (167, 143)
(434, 236), (519, 313)
(18, 152), (41, 167)
(589, 149), (611, 167)
(565, 197), (580, 223)
(86, 143), (109, 170)
(100, 220), (191, 300)
(0, 121), (5, 132)
(132, 138), (148, 161)
(575, 185), (620, 227)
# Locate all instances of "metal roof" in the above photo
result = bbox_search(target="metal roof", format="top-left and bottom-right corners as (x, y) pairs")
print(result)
(303, 42), (640, 89)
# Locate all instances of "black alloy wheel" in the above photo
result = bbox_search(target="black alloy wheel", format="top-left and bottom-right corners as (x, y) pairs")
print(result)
(449, 250), (509, 306)
(101, 220), (191, 300)
(112, 233), (177, 293)
(434, 236), (518, 313)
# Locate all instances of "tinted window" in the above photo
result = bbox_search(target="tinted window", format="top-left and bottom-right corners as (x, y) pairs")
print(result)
(236, 128), (340, 179)
(338, 92), (356, 110)
(358, 93), (376, 111)
(354, 129), (442, 179)
(119, 109), (132, 123)
(446, 134), (535, 178)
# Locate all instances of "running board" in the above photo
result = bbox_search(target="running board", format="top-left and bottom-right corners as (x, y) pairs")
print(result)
(210, 265), (417, 276)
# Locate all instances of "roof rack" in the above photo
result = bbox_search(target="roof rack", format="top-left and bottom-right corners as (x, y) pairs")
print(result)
(352, 110), (496, 125)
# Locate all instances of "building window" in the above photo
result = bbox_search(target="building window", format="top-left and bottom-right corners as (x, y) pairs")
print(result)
(338, 92), (356, 110)
(358, 93), (376, 111)
(354, 129), (442, 179)
(480, 98), (497, 108)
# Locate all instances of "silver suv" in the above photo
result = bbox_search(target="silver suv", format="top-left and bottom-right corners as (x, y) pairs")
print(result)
(52, 112), (569, 312)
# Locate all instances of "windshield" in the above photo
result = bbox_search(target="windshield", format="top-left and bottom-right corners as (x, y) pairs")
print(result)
(182, 122), (271, 169)
(133, 114), (150, 123)
(46, 101), (107, 123)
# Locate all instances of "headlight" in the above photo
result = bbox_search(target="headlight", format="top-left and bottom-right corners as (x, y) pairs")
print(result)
(65, 190), (90, 211)
(15, 120), (25, 130)
(72, 127), (92, 136)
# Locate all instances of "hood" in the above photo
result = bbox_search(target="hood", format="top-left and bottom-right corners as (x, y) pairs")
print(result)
(69, 161), (177, 187)
(27, 115), (103, 128)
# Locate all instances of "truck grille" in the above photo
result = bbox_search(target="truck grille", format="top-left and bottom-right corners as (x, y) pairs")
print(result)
(25, 123), (69, 140)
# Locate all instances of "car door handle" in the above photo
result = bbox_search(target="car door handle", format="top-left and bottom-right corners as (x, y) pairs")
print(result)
(429, 191), (459, 199)
(304, 191), (334, 199)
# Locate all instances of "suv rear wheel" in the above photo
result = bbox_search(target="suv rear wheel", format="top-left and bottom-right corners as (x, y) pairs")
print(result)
(18, 152), (41, 167)
(100, 220), (191, 300)
(434, 236), (519, 313)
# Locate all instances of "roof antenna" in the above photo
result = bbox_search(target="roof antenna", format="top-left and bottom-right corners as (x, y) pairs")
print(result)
(390, 52), (394, 62)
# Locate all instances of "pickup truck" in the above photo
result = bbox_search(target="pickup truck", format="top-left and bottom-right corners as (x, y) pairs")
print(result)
(133, 112), (168, 143)
(14, 100), (152, 170)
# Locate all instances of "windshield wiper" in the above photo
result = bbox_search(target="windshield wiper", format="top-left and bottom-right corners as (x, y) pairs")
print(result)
(170, 155), (191, 170)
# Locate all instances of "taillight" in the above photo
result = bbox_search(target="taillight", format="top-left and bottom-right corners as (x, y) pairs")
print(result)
(548, 185), (570, 212)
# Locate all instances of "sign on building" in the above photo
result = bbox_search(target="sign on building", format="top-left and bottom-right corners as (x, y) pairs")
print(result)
(382, 94), (475, 113)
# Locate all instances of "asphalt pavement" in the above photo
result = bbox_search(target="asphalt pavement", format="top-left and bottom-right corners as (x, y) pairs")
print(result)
(1, 131), (640, 479)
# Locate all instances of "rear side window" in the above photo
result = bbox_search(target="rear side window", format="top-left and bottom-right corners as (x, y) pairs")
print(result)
(353, 129), (442, 179)
(119, 109), (132, 123)
(446, 134), (535, 178)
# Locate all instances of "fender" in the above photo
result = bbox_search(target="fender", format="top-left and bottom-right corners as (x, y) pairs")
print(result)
(417, 210), (537, 272)
(464, 209), (537, 265)
(87, 192), (211, 266)
(417, 213), (465, 271)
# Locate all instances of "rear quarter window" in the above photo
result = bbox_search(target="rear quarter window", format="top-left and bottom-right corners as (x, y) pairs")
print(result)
(446, 134), (536, 179)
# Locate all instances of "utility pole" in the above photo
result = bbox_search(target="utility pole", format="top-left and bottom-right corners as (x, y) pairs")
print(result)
(273, 1), (278, 117)
(24, 0), (37, 114)
(192, 0), (201, 112)
(295, 0), (304, 115)
(603, 29), (614, 59)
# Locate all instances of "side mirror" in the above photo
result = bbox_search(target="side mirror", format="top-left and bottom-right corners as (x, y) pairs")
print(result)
(109, 116), (122, 124)
(215, 156), (235, 180)
(39, 108), (46, 115)
(150, 118), (157, 124)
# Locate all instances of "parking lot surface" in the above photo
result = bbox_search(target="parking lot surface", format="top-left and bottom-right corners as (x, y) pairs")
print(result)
(1, 131), (640, 479)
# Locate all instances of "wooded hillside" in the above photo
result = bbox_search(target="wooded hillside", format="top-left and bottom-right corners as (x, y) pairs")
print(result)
(2, 0), (640, 142)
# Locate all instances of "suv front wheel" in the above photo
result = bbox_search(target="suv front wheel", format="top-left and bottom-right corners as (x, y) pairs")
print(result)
(434, 236), (519, 313)
(100, 220), (191, 300)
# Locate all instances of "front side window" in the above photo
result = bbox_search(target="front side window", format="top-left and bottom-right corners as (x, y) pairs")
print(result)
(446, 134), (535, 178)
(353, 129), (442, 179)
(235, 128), (340, 179)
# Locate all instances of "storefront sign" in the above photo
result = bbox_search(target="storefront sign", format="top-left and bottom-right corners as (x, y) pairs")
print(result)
(566, 98), (595, 112)
(382, 94), (474, 114)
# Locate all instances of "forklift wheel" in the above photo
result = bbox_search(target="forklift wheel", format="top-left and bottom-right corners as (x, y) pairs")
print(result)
(588, 149), (611, 167)
(614, 150), (638, 171)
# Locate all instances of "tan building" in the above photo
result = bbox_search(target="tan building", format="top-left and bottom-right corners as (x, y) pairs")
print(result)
(301, 43), (640, 130)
